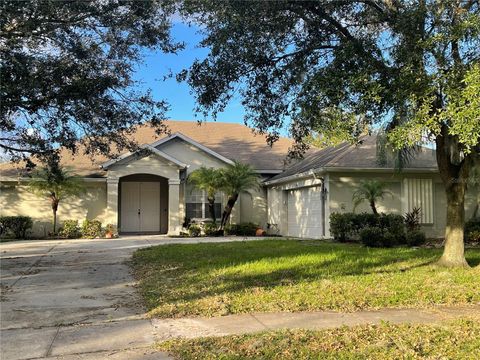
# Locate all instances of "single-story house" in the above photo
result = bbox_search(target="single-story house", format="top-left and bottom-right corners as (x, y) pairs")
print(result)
(1, 120), (478, 238)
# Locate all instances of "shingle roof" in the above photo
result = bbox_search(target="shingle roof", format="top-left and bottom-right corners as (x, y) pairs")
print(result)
(269, 135), (438, 182)
(0, 120), (294, 178)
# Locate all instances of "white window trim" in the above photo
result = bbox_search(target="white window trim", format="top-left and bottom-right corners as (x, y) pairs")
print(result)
(186, 188), (223, 219)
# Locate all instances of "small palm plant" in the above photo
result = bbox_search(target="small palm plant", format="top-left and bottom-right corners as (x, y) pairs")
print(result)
(218, 161), (260, 229)
(28, 165), (85, 234)
(188, 166), (223, 224)
(352, 179), (392, 215)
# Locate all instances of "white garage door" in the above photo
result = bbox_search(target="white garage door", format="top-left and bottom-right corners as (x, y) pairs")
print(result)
(287, 186), (323, 239)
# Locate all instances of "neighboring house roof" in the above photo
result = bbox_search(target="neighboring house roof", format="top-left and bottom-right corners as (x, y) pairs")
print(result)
(268, 135), (438, 183)
(0, 120), (294, 178)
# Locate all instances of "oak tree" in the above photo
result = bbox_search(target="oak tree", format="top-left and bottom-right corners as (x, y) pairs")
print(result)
(177, 0), (480, 267)
(1, 0), (179, 163)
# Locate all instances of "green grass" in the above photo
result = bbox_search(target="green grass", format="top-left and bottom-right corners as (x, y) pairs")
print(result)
(159, 319), (480, 359)
(131, 239), (480, 318)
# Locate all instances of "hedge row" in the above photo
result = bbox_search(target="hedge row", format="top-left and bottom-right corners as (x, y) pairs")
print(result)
(0, 216), (33, 239)
(330, 212), (426, 247)
(59, 219), (109, 239)
(0, 216), (113, 239)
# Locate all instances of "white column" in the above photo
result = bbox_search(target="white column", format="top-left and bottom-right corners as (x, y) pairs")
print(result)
(168, 179), (182, 235)
(106, 177), (119, 231)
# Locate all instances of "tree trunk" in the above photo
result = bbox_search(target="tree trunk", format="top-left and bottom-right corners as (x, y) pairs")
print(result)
(437, 183), (469, 267)
(436, 127), (471, 268)
(51, 198), (59, 234)
(370, 200), (378, 215)
(207, 196), (216, 224)
(220, 193), (239, 229)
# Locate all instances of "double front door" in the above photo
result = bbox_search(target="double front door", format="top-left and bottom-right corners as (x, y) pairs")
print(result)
(121, 181), (161, 233)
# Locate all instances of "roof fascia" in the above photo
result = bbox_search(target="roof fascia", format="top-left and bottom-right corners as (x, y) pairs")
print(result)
(100, 144), (188, 169)
(264, 168), (326, 186)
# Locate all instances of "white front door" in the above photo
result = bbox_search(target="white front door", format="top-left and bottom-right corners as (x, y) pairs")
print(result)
(287, 186), (323, 239)
(121, 181), (161, 233)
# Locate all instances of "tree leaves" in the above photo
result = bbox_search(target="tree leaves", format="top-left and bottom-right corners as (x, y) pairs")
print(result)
(1, 0), (180, 162)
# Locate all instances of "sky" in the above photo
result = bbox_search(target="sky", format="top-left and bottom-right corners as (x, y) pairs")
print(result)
(132, 22), (254, 129)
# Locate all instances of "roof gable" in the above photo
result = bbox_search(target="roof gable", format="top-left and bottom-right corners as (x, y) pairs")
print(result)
(101, 144), (188, 170)
(151, 132), (234, 165)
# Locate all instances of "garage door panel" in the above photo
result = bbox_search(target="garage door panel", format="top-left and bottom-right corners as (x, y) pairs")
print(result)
(287, 187), (323, 239)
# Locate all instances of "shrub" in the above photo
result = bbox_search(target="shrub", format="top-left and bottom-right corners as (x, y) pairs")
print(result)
(330, 212), (405, 244)
(81, 219), (102, 238)
(203, 222), (218, 236)
(104, 224), (116, 238)
(359, 226), (385, 247)
(0, 216), (33, 239)
(379, 214), (406, 244)
(330, 213), (355, 241)
(188, 224), (201, 237)
(59, 220), (80, 239)
(404, 207), (421, 232)
(225, 222), (258, 236)
(465, 218), (480, 243)
(406, 230), (427, 246)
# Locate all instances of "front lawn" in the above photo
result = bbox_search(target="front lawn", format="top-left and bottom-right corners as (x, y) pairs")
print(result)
(132, 239), (480, 318)
(159, 319), (480, 359)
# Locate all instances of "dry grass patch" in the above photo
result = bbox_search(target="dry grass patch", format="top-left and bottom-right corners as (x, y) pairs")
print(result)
(159, 319), (480, 359)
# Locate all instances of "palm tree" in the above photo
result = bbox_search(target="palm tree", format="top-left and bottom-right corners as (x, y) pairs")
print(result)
(352, 179), (392, 215)
(188, 166), (223, 224)
(28, 165), (85, 234)
(218, 161), (260, 229)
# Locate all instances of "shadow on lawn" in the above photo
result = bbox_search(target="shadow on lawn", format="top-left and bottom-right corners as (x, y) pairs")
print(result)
(135, 240), (480, 308)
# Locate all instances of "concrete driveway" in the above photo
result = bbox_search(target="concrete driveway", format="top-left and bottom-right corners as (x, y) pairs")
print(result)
(1, 236), (262, 359)
(0, 237), (170, 359)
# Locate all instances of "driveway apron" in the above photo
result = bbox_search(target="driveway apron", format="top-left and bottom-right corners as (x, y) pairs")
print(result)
(0, 238), (171, 360)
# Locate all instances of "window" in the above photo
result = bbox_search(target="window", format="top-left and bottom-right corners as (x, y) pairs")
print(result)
(403, 178), (434, 224)
(185, 185), (223, 219)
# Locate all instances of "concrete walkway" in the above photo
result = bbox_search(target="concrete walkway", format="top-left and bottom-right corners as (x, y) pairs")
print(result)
(0, 236), (261, 360)
(153, 304), (480, 340)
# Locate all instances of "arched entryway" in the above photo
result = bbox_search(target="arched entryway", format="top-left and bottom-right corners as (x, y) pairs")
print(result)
(119, 174), (169, 234)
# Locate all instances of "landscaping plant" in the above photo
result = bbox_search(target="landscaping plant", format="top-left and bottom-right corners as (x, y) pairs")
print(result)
(0, 216), (33, 239)
(59, 220), (80, 239)
(352, 180), (392, 215)
(218, 162), (259, 230)
(27, 163), (85, 234)
(188, 224), (201, 237)
(81, 219), (103, 239)
(188, 167), (223, 225)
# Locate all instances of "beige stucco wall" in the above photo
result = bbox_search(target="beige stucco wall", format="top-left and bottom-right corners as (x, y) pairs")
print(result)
(266, 187), (288, 235)
(0, 138), (271, 236)
(240, 187), (268, 227)
(0, 181), (107, 237)
(328, 171), (479, 239)
(157, 137), (227, 172)
(267, 171), (479, 240)
(158, 137), (269, 227)
(108, 153), (180, 180)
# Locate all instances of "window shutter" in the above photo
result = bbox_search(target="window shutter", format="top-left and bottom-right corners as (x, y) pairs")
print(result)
(403, 179), (434, 224)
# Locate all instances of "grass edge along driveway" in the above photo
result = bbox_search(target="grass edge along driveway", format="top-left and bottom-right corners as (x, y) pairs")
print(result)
(158, 318), (480, 360)
(132, 239), (480, 318)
